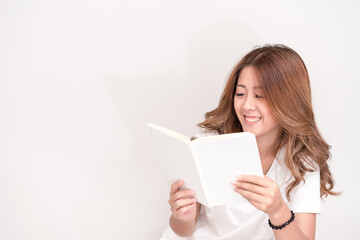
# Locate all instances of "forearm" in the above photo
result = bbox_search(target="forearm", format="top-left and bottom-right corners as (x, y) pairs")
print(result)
(272, 221), (311, 240)
(169, 214), (197, 237)
(270, 205), (314, 240)
(232, 175), (316, 240)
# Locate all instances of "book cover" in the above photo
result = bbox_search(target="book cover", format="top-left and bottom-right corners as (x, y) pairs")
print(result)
(147, 123), (263, 207)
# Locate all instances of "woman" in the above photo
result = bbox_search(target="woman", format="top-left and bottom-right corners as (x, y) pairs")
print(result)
(161, 44), (338, 240)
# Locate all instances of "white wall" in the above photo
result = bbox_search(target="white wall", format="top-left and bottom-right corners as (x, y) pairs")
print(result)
(0, 0), (359, 239)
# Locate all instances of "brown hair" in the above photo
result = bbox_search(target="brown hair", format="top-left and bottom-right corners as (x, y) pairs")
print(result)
(199, 44), (338, 200)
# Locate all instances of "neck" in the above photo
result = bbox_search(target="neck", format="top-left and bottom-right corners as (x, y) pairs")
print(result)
(257, 137), (275, 160)
(256, 133), (281, 175)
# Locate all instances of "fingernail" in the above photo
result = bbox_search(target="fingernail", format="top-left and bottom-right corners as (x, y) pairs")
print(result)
(230, 180), (236, 185)
(237, 175), (243, 180)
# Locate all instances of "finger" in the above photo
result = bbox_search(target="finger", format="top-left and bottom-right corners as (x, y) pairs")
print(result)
(234, 186), (264, 204)
(237, 175), (271, 187)
(234, 181), (268, 196)
(170, 179), (184, 195)
(172, 189), (196, 201)
(176, 202), (196, 214)
(172, 198), (197, 211)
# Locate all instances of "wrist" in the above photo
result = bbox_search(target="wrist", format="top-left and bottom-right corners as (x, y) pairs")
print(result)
(268, 203), (291, 226)
(268, 210), (295, 230)
(170, 215), (196, 237)
(170, 214), (195, 223)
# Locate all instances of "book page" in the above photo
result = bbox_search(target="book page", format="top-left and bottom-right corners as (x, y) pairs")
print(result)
(147, 123), (190, 143)
(193, 131), (252, 142)
(148, 125), (207, 206)
(191, 133), (263, 207)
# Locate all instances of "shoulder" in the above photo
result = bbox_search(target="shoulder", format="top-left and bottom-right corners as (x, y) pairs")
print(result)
(275, 146), (320, 175)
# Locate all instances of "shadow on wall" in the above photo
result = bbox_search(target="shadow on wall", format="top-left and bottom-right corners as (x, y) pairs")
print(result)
(103, 21), (256, 239)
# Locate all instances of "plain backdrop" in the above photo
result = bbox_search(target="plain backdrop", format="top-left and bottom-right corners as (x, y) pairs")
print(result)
(0, 0), (359, 239)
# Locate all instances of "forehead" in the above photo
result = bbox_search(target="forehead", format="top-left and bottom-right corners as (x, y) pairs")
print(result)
(237, 66), (262, 87)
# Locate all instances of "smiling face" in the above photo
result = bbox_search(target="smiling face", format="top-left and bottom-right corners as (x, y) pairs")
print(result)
(234, 66), (280, 143)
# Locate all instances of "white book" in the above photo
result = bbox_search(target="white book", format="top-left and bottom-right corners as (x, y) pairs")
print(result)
(147, 123), (263, 208)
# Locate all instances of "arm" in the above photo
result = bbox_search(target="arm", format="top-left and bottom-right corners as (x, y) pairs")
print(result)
(268, 204), (316, 240)
(232, 175), (315, 240)
(168, 180), (201, 237)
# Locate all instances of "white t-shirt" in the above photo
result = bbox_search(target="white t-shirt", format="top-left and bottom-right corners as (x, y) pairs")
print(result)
(160, 129), (321, 240)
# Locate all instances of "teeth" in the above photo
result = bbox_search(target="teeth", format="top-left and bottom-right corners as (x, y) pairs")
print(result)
(245, 116), (261, 122)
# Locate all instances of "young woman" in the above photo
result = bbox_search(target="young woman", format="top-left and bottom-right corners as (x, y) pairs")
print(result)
(161, 44), (337, 240)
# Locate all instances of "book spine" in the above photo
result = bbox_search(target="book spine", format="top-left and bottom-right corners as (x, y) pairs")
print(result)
(189, 143), (209, 207)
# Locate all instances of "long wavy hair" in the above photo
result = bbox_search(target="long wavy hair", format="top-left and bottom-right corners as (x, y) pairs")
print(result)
(199, 44), (338, 200)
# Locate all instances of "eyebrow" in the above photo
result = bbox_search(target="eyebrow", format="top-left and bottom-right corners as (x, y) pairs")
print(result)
(237, 84), (263, 89)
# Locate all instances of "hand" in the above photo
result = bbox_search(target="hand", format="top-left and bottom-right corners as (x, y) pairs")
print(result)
(231, 175), (287, 218)
(168, 180), (198, 222)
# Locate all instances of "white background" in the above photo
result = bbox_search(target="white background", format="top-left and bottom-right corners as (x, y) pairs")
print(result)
(0, 0), (359, 239)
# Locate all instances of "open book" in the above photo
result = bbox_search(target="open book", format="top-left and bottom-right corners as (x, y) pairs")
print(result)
(147, 123), (263, 208)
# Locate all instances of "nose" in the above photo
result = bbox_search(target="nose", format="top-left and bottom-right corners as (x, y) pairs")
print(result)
(242, 95), (256, 111)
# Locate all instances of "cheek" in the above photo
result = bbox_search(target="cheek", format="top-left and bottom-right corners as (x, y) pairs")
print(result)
(234, 103), (244, 123)
(233, 98), (242, 110)
(259, 104), (275, 121)
(262, 108), (278, 128)
(233, 100), (242, 115)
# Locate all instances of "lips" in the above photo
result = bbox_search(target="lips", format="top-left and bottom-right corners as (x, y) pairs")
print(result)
(244, 115), (261, 123)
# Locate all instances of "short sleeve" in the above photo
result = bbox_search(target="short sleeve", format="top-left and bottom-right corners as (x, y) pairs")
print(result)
(287, 168), (321, 214)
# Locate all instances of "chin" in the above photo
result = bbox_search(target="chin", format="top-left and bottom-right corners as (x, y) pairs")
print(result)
(242, 128), (257, 135)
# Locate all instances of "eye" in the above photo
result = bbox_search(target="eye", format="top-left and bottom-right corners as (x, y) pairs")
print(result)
(235, 93), (244, 97)
(255, 94), (263, 99)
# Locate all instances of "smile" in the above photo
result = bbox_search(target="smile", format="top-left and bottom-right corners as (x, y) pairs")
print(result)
(244, 115), (261, 123)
